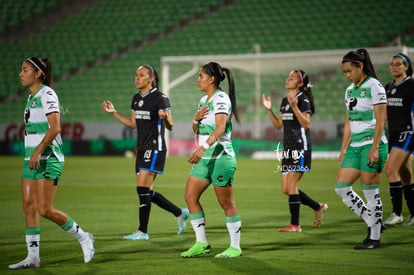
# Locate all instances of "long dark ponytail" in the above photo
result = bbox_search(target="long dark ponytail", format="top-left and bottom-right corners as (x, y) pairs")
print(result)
(296, 69), (315, 115)
(202, 62), (239, 122)
(341, 48), (377, 79)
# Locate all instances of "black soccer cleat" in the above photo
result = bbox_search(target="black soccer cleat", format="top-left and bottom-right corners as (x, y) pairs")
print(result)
(354, 239), (382, 250)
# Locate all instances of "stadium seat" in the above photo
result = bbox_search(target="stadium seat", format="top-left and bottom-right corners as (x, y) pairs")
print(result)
(1, 0), (413, 123)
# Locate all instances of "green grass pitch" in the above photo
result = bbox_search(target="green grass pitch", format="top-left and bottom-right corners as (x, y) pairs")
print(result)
(0, 156), (413, 274)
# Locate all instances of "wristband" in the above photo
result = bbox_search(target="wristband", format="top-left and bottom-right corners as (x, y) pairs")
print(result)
(193, 120), (200, 125)
(201, 142), (210, 150)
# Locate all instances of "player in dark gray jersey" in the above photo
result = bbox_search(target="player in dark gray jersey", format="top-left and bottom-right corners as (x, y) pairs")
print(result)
(384, 53), (414, 226)
(262, 69), (327, 233)
(103, 64), (188, 240)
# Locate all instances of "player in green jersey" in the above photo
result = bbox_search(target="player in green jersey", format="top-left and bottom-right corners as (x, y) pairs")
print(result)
(9, 57), (94, 269)
(335, 49), (388, 250)
(181, 62), (242, 258)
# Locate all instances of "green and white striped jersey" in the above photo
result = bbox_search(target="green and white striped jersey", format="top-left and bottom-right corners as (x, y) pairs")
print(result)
(24, 85), (64, 161)
(197, 89), (235, 159)
(344, 76), (388, 147)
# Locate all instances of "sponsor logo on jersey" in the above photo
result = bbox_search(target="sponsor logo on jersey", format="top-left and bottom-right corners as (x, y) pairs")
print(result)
(282, 113), (294, 120)
(135, 110), (151, 120)
(388, 98), (403, 106)
(216, 102), (226, 112)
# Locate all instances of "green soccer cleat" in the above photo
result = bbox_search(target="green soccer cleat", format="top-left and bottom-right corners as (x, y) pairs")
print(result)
(215, 246), (242, 258)
(181, 242), (211, 258)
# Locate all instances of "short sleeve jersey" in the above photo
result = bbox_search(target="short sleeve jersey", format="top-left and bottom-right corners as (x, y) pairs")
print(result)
(385, 77), (414, 134)
(280, 92), (312, 151)
(197, 89), (235, 159)
(344, 76), (388, 147)
(24, 85), (64, 161)
(130, 88), (170, 151)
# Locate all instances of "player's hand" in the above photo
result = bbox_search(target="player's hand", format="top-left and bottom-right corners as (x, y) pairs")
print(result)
(367, 147), (379, 167)
(29, 153), (41, 170)
(193, 105), (209, 122)
(337, 152), (344, 166)
(158, 109), (167, 119)
(188, 146), (205, 164)
(102, 100), (116, 114)
(262, 94), (272, 110)
(287, 92), (298, 107)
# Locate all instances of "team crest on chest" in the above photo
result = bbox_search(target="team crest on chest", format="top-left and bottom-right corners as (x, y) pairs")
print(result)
(390, 88), (397, 95)
(138, 100), (144, 107)
(359, 88), (366, 98)
(31, 100), (37, 108)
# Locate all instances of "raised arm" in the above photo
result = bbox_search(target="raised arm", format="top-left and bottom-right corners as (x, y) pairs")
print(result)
(102, 100), (136, 129)
(262, 94), (283, 129)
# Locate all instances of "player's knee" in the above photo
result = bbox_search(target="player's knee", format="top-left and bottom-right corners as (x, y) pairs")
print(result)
(384, 163), (396, 178)
(37, 204), (53, 219)
(22, 200), (37, 215)
(218, 198), (236, 212)
(184, 191), (198, 206)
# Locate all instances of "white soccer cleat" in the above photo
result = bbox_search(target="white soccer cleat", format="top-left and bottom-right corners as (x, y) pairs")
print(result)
(80, 232), (95, 263)
(403, 215), (414, 226)
(8, 257), (40, 269)
(123, 230), (149, 240)
(383, 212), (403, 225)
(177, 208), (189, 235)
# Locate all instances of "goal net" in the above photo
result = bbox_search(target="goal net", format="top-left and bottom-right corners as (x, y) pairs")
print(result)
(161, 46), (414, 156)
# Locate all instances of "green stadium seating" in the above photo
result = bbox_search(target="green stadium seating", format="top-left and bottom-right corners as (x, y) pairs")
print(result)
(1, 0), (413, 123)
(0, 0), (60, 32)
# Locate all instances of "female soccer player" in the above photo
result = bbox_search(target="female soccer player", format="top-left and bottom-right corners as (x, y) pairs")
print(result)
(383, 53), (414, 226)
(102, 64), (188, 240)
(335, 49), (388, 249)
(180, 62), (242, 258)
(262, 69), (327, 233)
(9, 57), (94, 269)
